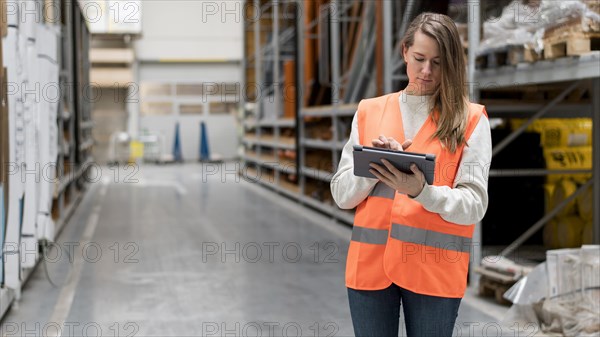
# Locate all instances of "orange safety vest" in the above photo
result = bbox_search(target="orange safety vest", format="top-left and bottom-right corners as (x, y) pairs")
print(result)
(346, 91), (486, 298)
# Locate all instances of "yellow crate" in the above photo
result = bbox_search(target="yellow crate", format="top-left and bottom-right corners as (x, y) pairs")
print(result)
(577, 183), (594, 222)
(129, 141), (144, 160)
(543, 146), (592, 183)
(549, 178), (578, 217)
(544, 215), (585, 249)
(510, 118), (592, 148)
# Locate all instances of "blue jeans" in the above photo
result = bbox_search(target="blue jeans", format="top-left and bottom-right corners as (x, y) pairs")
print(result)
(347, 284), (461, 337)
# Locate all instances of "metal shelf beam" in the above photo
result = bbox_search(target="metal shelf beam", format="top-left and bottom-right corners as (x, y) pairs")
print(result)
(301, 139), (344, 151)
(476, 52), (600, 88)
(301, 103), (358, 117)
(301, 166), (334, 182)
(245, 118), (296, 128)
(243, 138), (295, 150)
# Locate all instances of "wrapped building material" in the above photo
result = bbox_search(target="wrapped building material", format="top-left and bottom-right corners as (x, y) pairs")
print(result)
(503, 246), (600, 336)
(478, 0), (600, 57)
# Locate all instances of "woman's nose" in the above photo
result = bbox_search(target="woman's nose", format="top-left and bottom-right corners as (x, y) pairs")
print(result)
(421, 62), (432, 75)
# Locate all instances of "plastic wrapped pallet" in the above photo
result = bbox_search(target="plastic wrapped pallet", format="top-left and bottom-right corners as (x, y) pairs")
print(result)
(503, 246), (600, 336)
(540, 0), (600, 31)
(478, 0), (544, 55)
(542, 246), (600, 336)
(479, 0), (600, 57)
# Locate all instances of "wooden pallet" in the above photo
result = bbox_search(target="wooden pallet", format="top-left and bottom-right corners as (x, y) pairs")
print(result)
(476, 48), (508, 69)
(478, 275), (513, 305)
(543, 33), (600, 59)
(474, 266), (516, 305)
(508, 45), (540, 64)
(543, 16), (600, 59)
(476, 45), (539, 69)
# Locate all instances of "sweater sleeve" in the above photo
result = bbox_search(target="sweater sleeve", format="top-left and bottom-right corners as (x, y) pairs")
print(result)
(330, 112), (378, 209)
(412, 114), (492, 225)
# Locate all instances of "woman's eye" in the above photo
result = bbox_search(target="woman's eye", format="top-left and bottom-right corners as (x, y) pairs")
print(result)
(415, 58), (424, 62)
(433, 61), (440, 66)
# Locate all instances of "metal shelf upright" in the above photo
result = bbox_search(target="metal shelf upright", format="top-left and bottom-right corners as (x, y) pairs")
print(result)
(296, 0), (389, 223)
(52, 0), (92, 232)
(241, 0), (299, 196)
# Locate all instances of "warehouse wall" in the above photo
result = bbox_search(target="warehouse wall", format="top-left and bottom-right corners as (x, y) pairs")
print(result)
(133, 0), (243, 160)
(138, 63), (241, 161)
(134, 0), (243, 61)
(91, 87), (128, 165)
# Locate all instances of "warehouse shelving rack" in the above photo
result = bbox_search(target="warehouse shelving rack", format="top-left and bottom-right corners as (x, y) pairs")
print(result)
(466, 0), (600, 286)
(241, 0), (300, 196)
(298, 1), (361, 223)
(240, 0), (416, 224)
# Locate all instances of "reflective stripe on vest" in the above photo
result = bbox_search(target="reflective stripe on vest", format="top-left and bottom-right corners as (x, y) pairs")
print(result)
(351, 226), (388, 245)
(390, 223), (472, 253)
(369, 183), (395, 200)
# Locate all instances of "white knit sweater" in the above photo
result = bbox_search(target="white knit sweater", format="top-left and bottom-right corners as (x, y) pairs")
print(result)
(330, 91), (492, 225)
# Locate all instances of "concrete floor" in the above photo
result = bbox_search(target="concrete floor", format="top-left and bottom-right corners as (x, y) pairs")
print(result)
(0, 163), (531, 337)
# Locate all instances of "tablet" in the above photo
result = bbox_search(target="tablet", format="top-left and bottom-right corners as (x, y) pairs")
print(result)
(353, 145), (436, 185)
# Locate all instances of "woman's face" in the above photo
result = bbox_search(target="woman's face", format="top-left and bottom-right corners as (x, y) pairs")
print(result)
(403, 30), (441, 96)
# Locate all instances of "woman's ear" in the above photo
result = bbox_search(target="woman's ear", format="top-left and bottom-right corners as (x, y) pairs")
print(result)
(402, 44), (408, 63)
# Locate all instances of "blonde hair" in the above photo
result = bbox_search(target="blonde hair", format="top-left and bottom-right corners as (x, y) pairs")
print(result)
(402, 12), (468, 153)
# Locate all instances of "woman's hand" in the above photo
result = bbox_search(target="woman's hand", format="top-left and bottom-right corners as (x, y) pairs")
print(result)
(372, 135), (412, 151)
(369, 161), (426, 198)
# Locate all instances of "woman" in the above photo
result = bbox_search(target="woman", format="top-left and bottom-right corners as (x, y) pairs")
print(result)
(330, 12), (492, 337)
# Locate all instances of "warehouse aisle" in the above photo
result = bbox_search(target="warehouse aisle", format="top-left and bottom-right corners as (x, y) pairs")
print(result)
(1, 163), (512, 336)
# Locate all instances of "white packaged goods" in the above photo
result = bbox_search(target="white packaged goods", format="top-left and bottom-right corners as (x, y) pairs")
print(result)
(35, 24), (59, 242)
(546, 248), (582, 298)
(20, 41), (40, 268)
(18, 0), (37, 40)
(543, 246), (600, 336)
(2, 26), (25, 290)
(5, 0), (19, 27)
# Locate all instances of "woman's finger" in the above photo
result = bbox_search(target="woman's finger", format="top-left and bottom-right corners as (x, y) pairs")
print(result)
(381, 159), (401, 176)
(387, 137), (403, 151)
(369, 169), (394, 189)
(410, 163), (426, 184)
(370, 163), (394, 181)
(372, 139), (384, 147)
(379, 135), (390, 148)
(410, 163), (423, 177)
